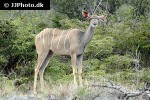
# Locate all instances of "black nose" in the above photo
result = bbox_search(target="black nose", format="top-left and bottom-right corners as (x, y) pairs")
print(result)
(93, 23), (97, 26)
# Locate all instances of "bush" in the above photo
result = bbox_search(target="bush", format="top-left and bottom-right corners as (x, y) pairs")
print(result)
(86, 35), (114, 59)
(45, 56), (72, 81)
(106, 68), (150, 88)
(0, 20), (17, 72)
(115, 4), (135, 22)
(60, 18), (88, 29)
(101, 55), (132, 73)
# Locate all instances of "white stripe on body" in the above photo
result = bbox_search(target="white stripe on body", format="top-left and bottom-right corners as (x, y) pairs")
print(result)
(40, 33), (42, 43)
(64, 29), (72, 50)
(42, 29), (47, 48)
(42, 31), (45, 45)
(68, 29), (72, 50)
(51, 28), (56, 49)
(66, 29), (78, 50)
(57, 30), (64, 50)
(48, 29), (51, 46)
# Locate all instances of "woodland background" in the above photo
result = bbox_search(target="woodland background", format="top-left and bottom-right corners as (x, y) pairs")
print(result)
(0, 0), (150, 99)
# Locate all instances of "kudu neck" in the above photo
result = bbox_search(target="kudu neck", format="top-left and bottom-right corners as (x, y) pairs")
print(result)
(82, 25), (95, 45)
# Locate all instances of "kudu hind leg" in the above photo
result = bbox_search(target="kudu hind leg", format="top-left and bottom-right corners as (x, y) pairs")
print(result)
(39, 50), (53, 91)
(33, 52), (48, 94)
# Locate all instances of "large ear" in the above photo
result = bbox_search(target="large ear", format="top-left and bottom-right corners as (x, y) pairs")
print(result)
(98, 15), (107, 22)
(82, 10), (90, 18)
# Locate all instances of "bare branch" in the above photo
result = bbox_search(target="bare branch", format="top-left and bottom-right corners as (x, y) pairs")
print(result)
(93, 0), (103, 14)
(91, 84), (125, 94)
(90, 81), (149, 100)
(125, 89), (147, 99)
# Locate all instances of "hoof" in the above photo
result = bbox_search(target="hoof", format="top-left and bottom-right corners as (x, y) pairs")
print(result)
(74, 83), (78, 89)
(33, 91), (37, 95)
(80, 84), (83, 88)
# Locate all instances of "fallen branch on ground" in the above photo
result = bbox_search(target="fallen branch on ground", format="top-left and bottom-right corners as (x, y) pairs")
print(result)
(90, 81), (149, 100)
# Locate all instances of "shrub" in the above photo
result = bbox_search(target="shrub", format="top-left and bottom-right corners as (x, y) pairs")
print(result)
(85, 35), (114, 60)
(101, 55), (132, 73)
(0, 20), (17, 72)
(60, 18), (88, 29)
(115, 4), (135, 22)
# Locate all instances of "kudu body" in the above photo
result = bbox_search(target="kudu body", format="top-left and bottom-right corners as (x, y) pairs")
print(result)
(33, 11), (107, 93)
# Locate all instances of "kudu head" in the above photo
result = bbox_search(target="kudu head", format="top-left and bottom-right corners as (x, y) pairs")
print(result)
(82, 10), (107, 28)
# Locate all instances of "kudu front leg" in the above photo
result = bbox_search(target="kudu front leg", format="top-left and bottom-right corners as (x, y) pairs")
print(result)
(77, 54), (83, 87)
(71, 53), (78, 86)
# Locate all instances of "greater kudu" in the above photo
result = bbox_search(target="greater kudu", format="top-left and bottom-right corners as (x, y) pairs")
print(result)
(33, 11), (107, 93)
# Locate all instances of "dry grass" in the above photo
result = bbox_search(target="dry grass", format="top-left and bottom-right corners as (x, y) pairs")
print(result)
(50, 82), (77, 100)
(0, 75), (148, 100)
(0, 77), (14, 96)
